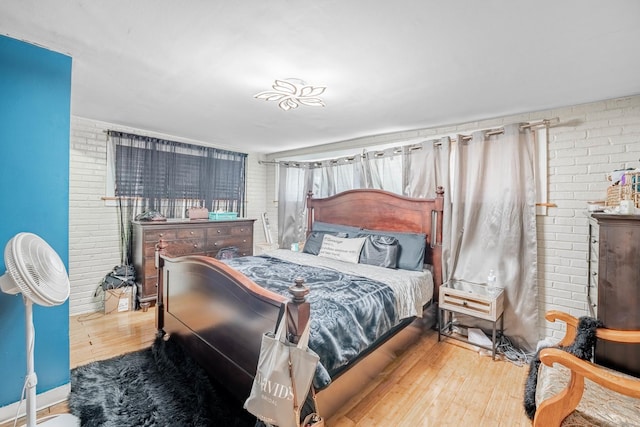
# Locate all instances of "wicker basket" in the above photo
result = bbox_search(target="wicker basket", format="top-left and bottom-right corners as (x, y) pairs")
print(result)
(606, 171), (640, 208)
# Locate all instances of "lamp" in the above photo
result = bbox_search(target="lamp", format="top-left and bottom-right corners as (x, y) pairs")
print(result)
(254, 78), (326, 111)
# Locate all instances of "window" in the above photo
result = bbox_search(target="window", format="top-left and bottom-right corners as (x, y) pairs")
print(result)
(107, 131), (247, 218)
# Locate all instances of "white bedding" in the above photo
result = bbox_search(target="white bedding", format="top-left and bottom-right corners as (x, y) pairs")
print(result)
(265, 248), (434, 320)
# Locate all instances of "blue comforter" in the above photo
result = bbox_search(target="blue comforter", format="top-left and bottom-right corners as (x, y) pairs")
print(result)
(222, 254), (399, 388)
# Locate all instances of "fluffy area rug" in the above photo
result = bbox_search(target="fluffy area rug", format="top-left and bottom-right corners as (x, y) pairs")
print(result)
(69, 334), (257, 427)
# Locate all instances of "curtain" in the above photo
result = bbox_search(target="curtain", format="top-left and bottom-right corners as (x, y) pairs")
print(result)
(277, 140), (449, 247)
(111, 131), (247, 218)
(362, 148), (403, 194)
(403, 137), (452, 280)
(278, 164), (311, 249)
(447, 124), (538, 351)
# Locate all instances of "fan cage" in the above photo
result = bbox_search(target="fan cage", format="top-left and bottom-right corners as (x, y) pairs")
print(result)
(3, 233), (70, 306)
(4, 244), (35, 300)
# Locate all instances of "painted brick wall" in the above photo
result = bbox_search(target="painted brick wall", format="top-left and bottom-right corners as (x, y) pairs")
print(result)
(265, 95), (640, 343)
(541, 96), (640, 341)
(68, 117), (266, 315)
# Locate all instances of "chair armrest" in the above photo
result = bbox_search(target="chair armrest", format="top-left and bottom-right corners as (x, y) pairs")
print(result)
(596, 328), (640, 344)
(540, 348), (640, 398)
(545, 310), (640, 345)
(545, 310), (579, 347)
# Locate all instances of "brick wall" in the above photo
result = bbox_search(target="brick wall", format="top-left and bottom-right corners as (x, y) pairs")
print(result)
(541, 96), (640, 340)
(68, 117), (266, 315)
(266, 95), (640, 343)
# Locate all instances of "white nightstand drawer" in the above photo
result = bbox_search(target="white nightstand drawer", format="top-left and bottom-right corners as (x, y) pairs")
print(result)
(439, 285), (504, 322)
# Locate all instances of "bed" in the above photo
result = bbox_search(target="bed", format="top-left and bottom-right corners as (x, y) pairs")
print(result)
(155, 188), (444, 417)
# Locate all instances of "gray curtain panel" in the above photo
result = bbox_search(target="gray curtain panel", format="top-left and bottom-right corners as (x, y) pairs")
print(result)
(447, 124), (538, 351)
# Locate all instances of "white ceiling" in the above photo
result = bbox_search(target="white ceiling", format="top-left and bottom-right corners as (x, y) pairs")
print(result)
(2, 1), (639, 154)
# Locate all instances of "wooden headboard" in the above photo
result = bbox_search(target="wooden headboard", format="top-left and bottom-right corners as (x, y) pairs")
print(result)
(306, 187), (444, 289)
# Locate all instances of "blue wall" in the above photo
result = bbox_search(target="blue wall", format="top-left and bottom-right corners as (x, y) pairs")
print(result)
(0, 35), (72, 408)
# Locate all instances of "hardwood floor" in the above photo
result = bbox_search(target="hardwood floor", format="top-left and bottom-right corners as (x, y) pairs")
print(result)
(1, 309), (532, 427)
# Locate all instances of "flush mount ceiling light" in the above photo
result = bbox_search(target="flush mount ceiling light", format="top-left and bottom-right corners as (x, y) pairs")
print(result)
(254, 78), (326, 111)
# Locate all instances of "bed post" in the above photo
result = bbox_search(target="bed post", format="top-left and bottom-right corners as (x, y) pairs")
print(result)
(306, 190), (314, 238)
(287, 277), (311, 344)
(432, 186), (445, 288)
(155, 238), (168, 331)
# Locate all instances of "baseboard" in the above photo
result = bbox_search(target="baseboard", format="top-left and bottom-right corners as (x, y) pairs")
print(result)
(0, 383), (70, 424)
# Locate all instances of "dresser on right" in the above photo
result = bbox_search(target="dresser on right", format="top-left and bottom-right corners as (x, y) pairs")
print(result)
(589, 213), (640, 377)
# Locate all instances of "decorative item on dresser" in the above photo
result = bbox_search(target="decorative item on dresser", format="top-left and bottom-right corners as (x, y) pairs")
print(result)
(131, 219), (255, 307)
(589, 213), (640, 377)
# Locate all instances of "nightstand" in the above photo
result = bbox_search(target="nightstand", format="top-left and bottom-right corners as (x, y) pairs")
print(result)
(438, 280), (505, 359)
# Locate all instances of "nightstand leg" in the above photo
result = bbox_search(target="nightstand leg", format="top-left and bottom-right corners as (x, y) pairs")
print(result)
(492, 321), (497, 360)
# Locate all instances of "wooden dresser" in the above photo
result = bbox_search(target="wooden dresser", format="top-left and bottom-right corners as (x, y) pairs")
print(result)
(590, 213), (640, 377)
(132, 219), (255, 306)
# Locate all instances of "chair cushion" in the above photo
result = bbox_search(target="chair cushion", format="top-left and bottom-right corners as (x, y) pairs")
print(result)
(536, 362), (640, 426)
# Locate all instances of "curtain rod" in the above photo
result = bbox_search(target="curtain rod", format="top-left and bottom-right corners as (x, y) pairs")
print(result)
(252, 118), (559, 166)
(454, 118), (558, 143)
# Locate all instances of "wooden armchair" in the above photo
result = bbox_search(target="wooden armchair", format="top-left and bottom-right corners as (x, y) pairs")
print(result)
(533, 310), (640, 426)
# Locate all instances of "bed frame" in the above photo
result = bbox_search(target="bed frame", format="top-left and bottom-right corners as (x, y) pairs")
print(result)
(155, 188), (444, 416)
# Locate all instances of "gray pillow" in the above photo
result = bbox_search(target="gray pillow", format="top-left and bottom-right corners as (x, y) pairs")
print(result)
(360, 228), (426, 271)
(358, 234), (399, 269)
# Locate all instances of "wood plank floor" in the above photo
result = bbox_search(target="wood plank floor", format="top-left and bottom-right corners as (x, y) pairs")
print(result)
(1, 309), (532, 427)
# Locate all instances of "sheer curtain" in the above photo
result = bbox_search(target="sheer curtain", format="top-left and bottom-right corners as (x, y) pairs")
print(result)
(447, 124), (538, 351)
(277, 141), (448, 246)
(279, 155), (369, 248)
(403, 137), (452, 280)
(278, 164), (311, 249)
(111, 131), (247, 218)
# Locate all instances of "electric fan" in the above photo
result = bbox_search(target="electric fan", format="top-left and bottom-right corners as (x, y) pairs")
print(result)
(0, 232), (79, 427)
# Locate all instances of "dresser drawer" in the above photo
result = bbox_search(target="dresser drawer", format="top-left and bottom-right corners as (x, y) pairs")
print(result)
(145, 238), (205, 256)
(144, 228), (177, 242)
(230, 224), (252, 235)
(207, 226), (232, 238)
(177, 228), (206, 239)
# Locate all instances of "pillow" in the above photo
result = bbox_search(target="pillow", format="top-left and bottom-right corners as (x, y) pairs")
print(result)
(357, 234), (399, 269)
(302, 231), (347, 255)
(311, 221), (361, 237)
(317, 235), (367, 264)
(360, 229), (426, 271)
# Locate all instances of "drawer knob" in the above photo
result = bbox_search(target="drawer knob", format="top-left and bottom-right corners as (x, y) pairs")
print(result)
(193, 244), (198, 248)
(217, 230), (221, 233)
(592, 239), (597, 244)
(214, 242), (218, 246)
(190, 231), (194, 235)
(240, 228), (244, 232)
(159, 233), (164, 237)
(463, 301), (468, 307)
(592, 272), (597, 276)
(243, 239), (247, 243)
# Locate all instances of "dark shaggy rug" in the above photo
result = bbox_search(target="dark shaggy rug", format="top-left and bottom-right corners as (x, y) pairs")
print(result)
(69, 334), (257, 427)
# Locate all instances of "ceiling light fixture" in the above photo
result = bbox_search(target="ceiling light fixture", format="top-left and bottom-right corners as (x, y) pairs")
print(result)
(254, 78), (326, 111)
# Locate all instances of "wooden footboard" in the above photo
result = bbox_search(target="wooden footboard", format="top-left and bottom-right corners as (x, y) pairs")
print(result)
(156, 253), (293, 401)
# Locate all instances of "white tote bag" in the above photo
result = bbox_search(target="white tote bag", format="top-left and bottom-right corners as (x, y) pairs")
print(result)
(244, 305), (319, 427)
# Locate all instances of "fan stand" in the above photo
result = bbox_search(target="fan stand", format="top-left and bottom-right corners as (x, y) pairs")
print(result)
(21, 298), (78, 427)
